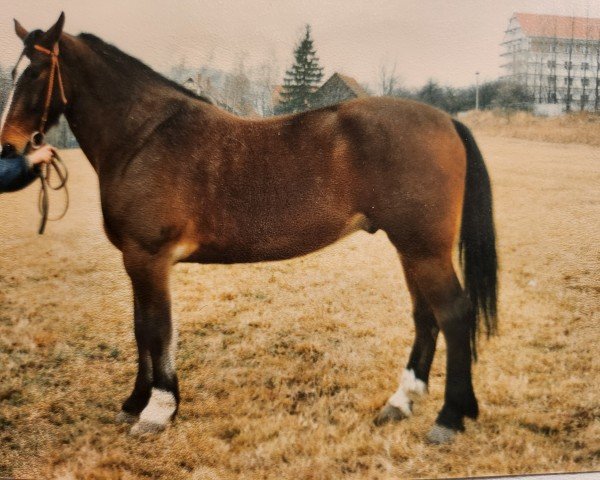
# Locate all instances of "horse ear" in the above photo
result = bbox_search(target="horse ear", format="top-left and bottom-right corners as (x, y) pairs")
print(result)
(41, 12), (65, 46)
(14, 19), (29, 41)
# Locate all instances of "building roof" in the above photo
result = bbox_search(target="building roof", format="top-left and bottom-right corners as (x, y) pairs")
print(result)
(515, 12), (600, 41)
(330, 73), (369, 98)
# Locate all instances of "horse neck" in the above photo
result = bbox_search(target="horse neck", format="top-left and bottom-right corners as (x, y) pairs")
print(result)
(60, 35), (190, 174)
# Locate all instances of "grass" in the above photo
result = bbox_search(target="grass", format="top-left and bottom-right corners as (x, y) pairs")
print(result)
(461, 109), (600, 147)
(0, 137), (598, 479)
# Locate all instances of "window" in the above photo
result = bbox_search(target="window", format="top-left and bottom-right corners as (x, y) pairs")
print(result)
(547, 75), (556, 85)
(581, 62), (589, 71)
(564, 61), (573, 70)
(582, 78), (590, 86)
(563, 77), (573, 85)
(547, 60), (556, 69)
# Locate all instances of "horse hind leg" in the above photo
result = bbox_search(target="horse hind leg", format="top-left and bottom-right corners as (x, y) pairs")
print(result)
(375, 256), (439, 425)
(405, 254), (478, 444)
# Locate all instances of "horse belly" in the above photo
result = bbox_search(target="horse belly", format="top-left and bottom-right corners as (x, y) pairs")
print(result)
(183, 212), (370, 264)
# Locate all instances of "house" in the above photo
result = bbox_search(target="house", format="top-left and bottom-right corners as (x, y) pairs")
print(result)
(309, 72), (369, 109)
(501, 12), (600, 113)
(182, 76), (199, 92)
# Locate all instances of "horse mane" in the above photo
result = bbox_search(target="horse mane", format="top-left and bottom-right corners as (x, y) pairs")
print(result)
(77, 33), (214, 105)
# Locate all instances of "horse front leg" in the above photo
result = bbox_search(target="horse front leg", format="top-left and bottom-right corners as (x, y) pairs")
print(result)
(116, 296), (153, 424)
(121, 247), (179, 435)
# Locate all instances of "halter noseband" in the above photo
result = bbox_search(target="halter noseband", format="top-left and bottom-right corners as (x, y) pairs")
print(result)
(30, 43), (68, 147)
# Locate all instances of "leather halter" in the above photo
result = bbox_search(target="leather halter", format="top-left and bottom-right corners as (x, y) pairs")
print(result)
(32, 43), (68, 139)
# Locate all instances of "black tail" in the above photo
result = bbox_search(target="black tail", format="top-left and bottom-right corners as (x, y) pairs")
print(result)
(453, 119), (498, 358)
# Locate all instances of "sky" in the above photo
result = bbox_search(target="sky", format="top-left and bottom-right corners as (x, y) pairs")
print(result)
(1, 1), (599, 91)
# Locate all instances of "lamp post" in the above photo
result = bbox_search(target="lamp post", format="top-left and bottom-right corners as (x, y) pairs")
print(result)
(475, 71), (480, 110)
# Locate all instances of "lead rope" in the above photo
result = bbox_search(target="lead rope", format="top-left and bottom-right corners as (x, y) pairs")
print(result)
(30, 43), (69, 234)
(37, 151), (69, 234)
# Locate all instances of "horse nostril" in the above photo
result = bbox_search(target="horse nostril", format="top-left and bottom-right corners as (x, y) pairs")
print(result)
(1, 144), (16, 158)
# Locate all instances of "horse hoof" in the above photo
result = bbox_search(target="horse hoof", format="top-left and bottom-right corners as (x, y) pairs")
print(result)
(426, 423), (457, 444)
(374, 403), (409, 426)
(129, 420), (167, 436)
(115, 411), (138, 424)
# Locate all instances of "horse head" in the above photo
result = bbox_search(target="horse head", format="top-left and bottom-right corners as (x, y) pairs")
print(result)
(1, 12), (67, 157)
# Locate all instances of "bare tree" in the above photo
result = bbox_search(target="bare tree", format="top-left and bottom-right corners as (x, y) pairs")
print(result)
(595, 27), (600, 112)
(548, 23), (559, 104)
(533, 46), (545, 104)
(222, 57), (254, 116)
(0, 63), (11, 113)
(379, 62), (399, 96)
(250, 63), (275, 116)
(249, 49), (280, 117)
(580, 15), (592, 111)
(564, 16), (575, 112)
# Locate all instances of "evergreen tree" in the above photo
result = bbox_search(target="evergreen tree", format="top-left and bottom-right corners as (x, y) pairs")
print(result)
(277, 25), (323, 114)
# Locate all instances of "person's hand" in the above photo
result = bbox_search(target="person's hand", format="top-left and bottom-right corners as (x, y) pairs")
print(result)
(28, 145), (57, 165)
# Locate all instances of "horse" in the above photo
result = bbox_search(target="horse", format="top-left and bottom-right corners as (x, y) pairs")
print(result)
(0, 13), (497, 443)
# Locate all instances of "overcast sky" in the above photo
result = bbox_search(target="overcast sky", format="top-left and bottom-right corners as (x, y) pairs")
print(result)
(2, 1), (599, 90)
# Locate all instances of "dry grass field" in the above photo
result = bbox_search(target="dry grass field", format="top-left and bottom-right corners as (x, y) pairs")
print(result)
(0, 134), (598, 479)
(462, 110), (600, 147)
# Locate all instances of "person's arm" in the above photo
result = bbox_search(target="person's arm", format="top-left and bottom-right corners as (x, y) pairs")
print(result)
(0, 155), (37, 192)
(0, 145), (57, 193)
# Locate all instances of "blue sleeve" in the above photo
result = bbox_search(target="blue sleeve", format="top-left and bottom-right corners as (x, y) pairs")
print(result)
(0, 155), (39, 193)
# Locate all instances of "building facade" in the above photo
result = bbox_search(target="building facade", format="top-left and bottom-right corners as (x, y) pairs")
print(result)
(502, 12), (600, 113)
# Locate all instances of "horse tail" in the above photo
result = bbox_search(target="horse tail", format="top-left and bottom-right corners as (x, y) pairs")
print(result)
(453, 119), (498, 359)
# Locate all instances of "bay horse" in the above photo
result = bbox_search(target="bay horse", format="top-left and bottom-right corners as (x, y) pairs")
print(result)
(0, 14), (497, 443)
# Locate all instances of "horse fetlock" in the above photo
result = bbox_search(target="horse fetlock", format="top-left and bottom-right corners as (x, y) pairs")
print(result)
(388, 389), (414, 417)
(128, 388), (177, 435)
(382, 368), (428, 420)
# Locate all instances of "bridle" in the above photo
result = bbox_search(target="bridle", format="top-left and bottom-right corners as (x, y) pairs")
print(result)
(31, 43), (68, 147)
(9, 42), (70, 234)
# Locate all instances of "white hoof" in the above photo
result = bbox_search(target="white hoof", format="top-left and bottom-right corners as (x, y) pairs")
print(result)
(128, 388), (176, 436)
(130, 419), (167, 436)
(374, 403), (409, 426)
(386, 369), (427, 417)
(426, 423), (457, 444)
(115, 411), (138, 424)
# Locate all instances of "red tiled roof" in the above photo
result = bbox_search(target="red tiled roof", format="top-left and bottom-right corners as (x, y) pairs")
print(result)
(515, 12), (600, 40)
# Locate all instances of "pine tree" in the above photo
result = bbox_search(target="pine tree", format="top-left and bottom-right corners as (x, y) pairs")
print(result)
(277, 25), (324, 114)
